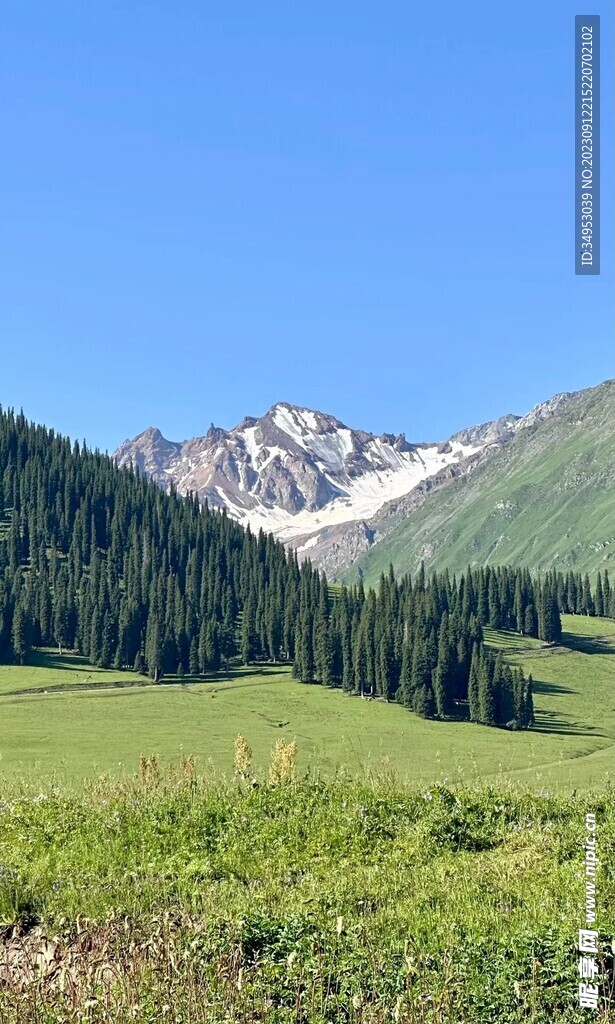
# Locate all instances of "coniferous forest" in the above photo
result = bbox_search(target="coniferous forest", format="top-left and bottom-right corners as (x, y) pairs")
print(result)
(1, 407), (613, 729)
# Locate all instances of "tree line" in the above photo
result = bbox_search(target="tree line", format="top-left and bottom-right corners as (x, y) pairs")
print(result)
(0, 407), (611, 728)
(290, 564), (539, 727)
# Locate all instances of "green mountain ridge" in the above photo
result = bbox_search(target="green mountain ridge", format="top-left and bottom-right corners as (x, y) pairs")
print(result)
(348, 380), (615, 585)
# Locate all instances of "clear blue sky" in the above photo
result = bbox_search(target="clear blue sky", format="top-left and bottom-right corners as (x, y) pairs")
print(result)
(1, 2), (612, 451)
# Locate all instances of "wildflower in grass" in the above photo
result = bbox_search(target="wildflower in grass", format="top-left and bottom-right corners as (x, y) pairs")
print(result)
(181, 754), (196, 784)
(233, 735), (252, 779)
(268, 738), (298, 784)
(139, 754), (160, 788)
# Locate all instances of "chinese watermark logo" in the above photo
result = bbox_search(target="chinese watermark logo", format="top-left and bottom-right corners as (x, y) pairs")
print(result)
(578, 812), (599, 1010)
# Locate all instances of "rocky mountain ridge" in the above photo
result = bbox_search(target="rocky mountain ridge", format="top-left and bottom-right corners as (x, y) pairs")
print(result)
(347, 380), (614, 583)
(114, 388), (586, 573)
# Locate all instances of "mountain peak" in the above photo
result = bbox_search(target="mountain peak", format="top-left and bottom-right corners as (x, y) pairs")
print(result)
(205, 422), (229, 442)
(267, 400), (318, 414)
(266, 401), (337, 422)
(114, 400), (492, 545)
(113, 384), (607, 573)
(137, 426), (164, 441)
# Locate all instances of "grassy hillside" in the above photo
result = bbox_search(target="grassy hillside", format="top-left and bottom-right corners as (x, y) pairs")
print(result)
(1, 616), (613, 791)
(350, 380), (615, 585)
(0, 771), (613, 1023)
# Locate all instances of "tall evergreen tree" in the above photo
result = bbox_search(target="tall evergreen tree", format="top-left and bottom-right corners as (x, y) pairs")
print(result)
(477, 650), (496, 726)
(467, 643), (480, 723)
(11, 600), (31, 665)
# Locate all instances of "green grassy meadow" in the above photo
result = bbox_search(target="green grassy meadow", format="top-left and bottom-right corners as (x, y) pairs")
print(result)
(1, 615), (614, 1022)
(1, 770), (614, 1022)
(1, 615), (613, 791)
(0, 649), (138, 695)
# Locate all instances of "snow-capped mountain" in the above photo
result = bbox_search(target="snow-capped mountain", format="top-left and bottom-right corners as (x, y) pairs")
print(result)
(114, 402), (519, 552)
(113, 388), (594, 573)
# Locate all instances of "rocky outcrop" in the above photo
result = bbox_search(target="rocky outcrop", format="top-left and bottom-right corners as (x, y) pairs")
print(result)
(114, 389), (585, 574)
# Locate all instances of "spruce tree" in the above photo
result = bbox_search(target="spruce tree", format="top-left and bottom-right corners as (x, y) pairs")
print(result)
(353, 619), (368, 696)
(189, 635), (199, 676)
(595, 572), (604, 617)
(53, 593), (69, 655)
(398, 641), (412, 706)
(467, 643), (480, 722)
(433, 613), (453, 718)
(314, 593), (333, 686)
(488, 572), (502, 629)
(524, 604), (538, 638)
(413, 682), (436, 718)
(513, 574), (524, 633)
(410, 633), (431, 709)
(377, 631), (396, 700)
(299, 608), (315, 682)
(477, 650), (496, 725)
(11, 601), (30, 665)
(581, 574), (594, 616)
(603, 570), (612, 618)
(477, 568), (489, 626)
(145, 609), (163, 682)
(524, 673), (535, 727)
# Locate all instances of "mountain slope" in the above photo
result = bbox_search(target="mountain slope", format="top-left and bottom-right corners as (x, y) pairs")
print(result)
(115, 403), (516, 548)
(347, 380), (615, 584)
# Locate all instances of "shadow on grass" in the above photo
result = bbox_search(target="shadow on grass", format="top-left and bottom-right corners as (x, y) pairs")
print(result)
(532, 680), (576, 696)
(0, 663), (291, 699)
(529, 676), (605, 737)
(561, 632), (615, 656)
(180, 665), (291, 695)
(29, 650), (94, 672)
(531, 711), (605, 737)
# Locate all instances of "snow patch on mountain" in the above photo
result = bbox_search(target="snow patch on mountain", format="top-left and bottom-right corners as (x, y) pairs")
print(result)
(114, 401), (501, 549)
(241, 439), (481, 542)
